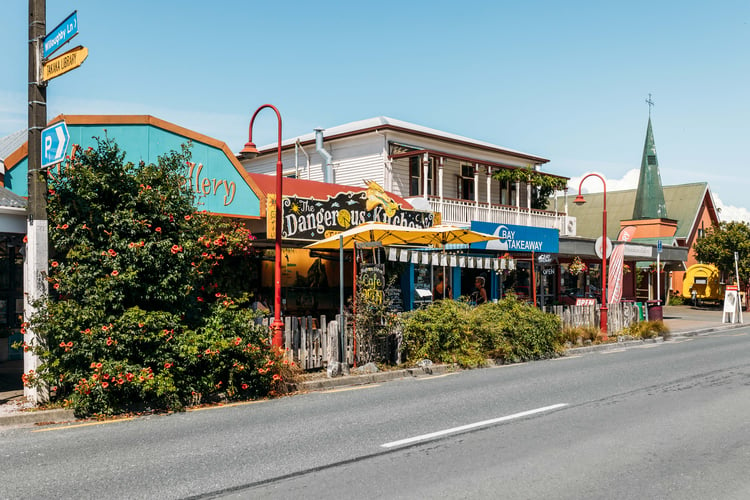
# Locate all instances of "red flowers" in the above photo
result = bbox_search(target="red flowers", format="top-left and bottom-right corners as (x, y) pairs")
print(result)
(111, 270), (119, 277)
(108, 249), (117, 257)
(164, 362), (173, 369)
(155, 227), (162, 233)
(51, 261), (59, 267)
(241, 383), (249, 390)
(272, 374), (282, 382)
(171, 244), (183, 254)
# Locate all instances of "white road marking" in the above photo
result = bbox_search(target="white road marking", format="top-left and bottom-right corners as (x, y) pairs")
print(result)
(380, 403), (568, 448)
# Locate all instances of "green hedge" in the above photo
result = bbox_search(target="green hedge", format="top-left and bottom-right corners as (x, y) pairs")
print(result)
(401, 297), (563, 367)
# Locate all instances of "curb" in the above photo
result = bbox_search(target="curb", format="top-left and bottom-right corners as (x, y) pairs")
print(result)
(0, 408), (76, 427)
(1, 322), (745, 427)
(288, 363), (453, 393)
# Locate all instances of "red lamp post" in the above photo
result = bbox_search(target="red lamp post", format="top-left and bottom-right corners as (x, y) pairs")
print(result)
(239, 104), (284, 348)
(573, 173), (608, 339)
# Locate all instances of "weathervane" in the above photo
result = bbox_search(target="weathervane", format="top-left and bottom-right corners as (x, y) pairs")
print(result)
(646, 93), (655, 116)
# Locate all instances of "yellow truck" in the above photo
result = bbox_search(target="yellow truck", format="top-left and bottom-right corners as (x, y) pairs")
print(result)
(682, 263), (723, 304)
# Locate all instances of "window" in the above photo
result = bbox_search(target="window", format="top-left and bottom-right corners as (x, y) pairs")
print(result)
(458, 165), (474, 201)
(409, 156), (434, 196)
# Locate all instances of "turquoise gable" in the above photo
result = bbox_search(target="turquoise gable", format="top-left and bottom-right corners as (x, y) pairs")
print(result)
(6, 119), (260, 218)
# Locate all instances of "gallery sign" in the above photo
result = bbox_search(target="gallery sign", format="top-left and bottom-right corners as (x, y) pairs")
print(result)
(275, 182), (435, 241)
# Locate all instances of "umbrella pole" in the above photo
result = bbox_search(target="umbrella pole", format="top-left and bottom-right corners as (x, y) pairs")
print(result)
(352, 244), (357, 368)
(532, 250), (537, 307)
(339, 235), (345, 364)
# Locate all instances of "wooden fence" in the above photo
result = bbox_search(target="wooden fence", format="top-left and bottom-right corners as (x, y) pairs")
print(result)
(548, 301), (643, 332)
(260, 314), (367, 370)
(266, 301), (645, 371)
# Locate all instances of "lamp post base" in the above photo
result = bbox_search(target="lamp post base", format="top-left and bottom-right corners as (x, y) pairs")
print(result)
(600, 305), (608, 341)
(271, 319), (284, 348)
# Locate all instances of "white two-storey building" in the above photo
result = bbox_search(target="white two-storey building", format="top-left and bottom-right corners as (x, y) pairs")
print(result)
(239, 116), (573, 305)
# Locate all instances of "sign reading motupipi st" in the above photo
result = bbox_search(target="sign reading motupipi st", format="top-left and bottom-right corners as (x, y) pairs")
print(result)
(277, 190), (435, 241)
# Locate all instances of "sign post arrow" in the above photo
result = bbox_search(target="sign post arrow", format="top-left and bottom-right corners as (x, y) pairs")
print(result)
(41, 121), (70, 169)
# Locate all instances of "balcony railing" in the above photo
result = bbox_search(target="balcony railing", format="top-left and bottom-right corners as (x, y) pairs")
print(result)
(427, 196), (568, 232)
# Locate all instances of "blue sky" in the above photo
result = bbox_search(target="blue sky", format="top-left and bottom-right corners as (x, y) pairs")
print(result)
(2, 1), (749, 220)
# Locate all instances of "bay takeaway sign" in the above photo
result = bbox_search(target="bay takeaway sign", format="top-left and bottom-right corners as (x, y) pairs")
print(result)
(277, 184), (435, 241)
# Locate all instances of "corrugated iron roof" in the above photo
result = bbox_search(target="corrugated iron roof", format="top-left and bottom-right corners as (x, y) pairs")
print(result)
(253, 116), (549, 164)
(0, 185), (27, 209)
(0, 129), (27, 161)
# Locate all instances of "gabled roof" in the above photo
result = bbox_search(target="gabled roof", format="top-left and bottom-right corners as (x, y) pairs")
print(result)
(567, 182), (716, 242)
(254, 116), (549, 165)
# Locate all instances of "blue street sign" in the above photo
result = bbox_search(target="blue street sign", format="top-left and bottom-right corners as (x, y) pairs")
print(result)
(41, 122), (70, 168)
(44, 11), (79, 59)
(657, 239), (663, 253)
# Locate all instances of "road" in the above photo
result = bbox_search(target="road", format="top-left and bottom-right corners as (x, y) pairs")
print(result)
(1, 328), (749, 499)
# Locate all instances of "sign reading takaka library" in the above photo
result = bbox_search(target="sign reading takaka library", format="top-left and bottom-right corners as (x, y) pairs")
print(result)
(4, 115), (261, 219)
(271, 180), (435, 241)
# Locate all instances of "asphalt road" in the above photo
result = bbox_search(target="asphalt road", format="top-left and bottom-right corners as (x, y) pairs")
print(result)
(2, 327), (749, 499)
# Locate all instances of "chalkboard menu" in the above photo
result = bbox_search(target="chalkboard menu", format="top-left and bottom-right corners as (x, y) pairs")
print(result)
(385, 287), (404, 312)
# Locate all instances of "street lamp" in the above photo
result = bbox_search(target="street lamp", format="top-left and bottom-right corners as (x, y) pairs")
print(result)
(239, 104), (284, 348)
(573, 173), (608, 339)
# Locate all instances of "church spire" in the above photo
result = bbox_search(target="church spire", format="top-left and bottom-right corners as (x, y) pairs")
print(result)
(632, 100), (667, 219)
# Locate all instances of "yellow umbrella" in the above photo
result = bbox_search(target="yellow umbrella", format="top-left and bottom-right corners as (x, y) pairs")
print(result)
(419, 224), (500, 248)
(304, 221), (437, 249)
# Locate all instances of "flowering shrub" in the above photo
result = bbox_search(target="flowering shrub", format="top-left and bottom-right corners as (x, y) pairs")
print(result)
(23, 138), (289, 416)
(568, 256), (588, 276)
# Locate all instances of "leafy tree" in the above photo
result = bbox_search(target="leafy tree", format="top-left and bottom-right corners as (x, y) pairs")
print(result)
(23, 138), (290, 416)
(692, 221), (750, 282)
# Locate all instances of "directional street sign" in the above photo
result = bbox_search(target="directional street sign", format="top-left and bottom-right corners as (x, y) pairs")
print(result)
(657, 239), (663, 253)
(42, 45), (88, 82)
(41, 122), (70, 168)
(44, 11), (79, 59)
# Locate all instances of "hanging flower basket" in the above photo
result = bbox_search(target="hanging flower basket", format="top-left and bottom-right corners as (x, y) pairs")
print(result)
(569, 256), (588, 276)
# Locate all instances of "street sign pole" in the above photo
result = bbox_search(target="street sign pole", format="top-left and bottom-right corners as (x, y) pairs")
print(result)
(656, 240), (662, 305)
(26, 0), (48, 404)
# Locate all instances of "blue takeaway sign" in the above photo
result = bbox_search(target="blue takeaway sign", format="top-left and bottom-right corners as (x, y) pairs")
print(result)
(41, 121), (70, 168)
(44, 11), (79, 59)
(469, 221), (559, 253)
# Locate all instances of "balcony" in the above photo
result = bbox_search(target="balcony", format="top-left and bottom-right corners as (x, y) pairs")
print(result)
(425, 196), (572, 234)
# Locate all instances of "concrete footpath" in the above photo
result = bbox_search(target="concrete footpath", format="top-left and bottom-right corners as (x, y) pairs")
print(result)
(0, 305), (744, 428)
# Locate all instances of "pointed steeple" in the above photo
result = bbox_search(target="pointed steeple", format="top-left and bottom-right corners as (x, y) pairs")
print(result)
(632, 116), (668, 219)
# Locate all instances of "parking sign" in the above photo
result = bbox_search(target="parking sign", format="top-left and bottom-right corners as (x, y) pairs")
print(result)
(41, 121), (70, 168)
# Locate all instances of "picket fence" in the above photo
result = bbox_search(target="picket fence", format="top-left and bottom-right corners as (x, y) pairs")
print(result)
(547, 301), (643, 332)
(259, 314), (360, 370)
(264, 302), (645, 370)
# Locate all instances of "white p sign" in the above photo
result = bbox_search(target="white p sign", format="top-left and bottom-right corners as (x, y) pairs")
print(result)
(41, 121), (70, 168)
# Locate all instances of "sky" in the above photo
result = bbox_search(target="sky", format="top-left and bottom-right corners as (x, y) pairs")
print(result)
(2, 1), (749, 221)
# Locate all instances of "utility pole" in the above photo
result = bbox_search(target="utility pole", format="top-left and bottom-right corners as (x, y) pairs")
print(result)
(26, 0), (48, 403)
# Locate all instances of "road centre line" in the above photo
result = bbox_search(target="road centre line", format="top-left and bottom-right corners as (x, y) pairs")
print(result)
(380, 403), (568, 449)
